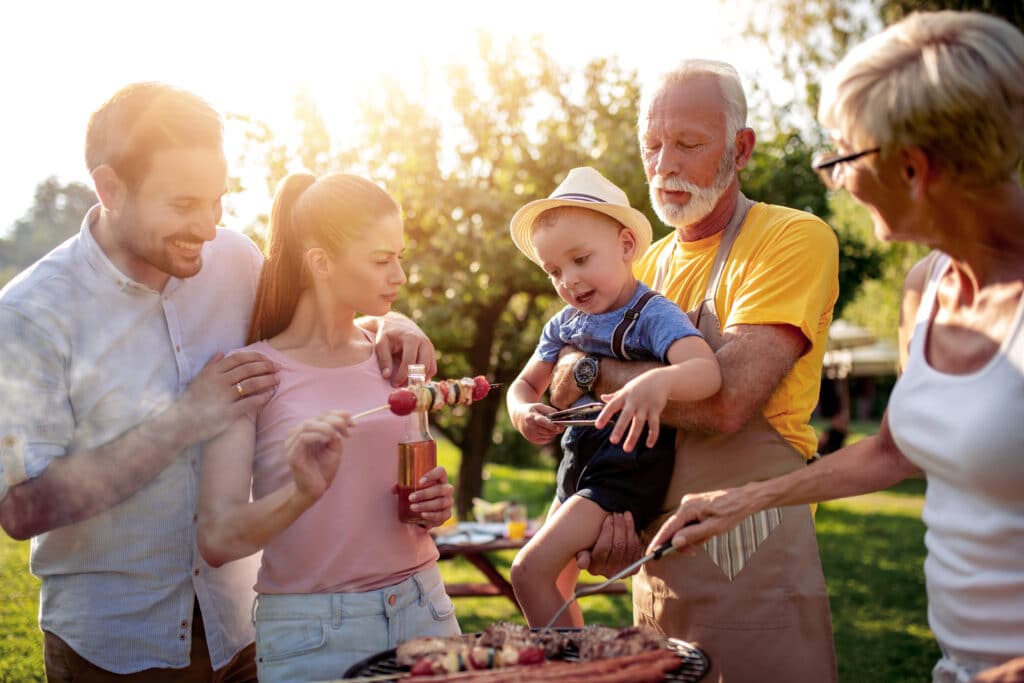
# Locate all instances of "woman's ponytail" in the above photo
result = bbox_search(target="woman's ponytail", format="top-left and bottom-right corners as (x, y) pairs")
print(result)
(246, 172), (317, 343)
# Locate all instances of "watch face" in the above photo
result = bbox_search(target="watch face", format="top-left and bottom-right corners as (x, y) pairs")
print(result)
(574, 356), (599, 387)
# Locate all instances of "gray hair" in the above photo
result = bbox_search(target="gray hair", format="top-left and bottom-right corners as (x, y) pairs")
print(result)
(640, 59), (748, 137)
(818, 11), (1024, 187)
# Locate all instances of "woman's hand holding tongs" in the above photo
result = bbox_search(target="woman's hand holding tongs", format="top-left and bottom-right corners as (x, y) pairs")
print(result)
(595, 373), (673, 452)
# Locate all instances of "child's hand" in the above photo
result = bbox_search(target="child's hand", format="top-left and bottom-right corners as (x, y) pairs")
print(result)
(596, 373), (672, 452)
(511, 403), (565, 445)
(285, 409), (352, 506)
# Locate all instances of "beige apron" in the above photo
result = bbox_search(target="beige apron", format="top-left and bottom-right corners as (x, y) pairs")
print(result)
(635, 196), (837, 683)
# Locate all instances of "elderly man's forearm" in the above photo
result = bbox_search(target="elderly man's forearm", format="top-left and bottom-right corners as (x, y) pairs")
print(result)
(596, 357), (733, 432)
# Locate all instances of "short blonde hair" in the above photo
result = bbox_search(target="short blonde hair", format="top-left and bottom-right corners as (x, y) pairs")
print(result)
(819, 11), (1024, 186)
(640, 59), (747, 137)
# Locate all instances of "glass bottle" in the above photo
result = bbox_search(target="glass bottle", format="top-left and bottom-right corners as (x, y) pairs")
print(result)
(397, 364), (437, 524)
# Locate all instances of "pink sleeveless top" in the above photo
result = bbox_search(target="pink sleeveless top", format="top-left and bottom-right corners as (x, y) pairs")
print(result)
(245, 340), (437, 594)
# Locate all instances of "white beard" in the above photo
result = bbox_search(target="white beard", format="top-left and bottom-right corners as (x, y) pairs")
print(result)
(650, 145), (736, 228)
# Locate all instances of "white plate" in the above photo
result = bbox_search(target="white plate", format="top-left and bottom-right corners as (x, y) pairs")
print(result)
(434, 522), (508, 545)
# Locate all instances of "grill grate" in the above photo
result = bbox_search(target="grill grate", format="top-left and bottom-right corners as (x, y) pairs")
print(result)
(343, 632), (709, 682)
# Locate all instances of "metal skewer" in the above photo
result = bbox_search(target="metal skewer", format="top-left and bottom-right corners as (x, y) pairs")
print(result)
(543, 541), (678, 630)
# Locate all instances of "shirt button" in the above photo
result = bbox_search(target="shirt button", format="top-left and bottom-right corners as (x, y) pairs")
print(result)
(175, 345), (181, 353)
(179, 634), (186, 641)
(193, 568), (200, 576)
(388, 594), (396, 606)
(180, 620), (188, 628)
(193, 514), (198, 523)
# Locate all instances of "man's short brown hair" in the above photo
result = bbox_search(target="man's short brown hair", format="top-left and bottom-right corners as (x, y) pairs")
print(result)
(85, 82), (223, 189)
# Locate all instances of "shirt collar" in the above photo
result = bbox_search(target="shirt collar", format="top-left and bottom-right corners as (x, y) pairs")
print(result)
(79, 205), (163, 295)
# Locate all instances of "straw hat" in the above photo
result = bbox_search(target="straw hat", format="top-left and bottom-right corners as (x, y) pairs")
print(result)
(510, 167), (652, 265)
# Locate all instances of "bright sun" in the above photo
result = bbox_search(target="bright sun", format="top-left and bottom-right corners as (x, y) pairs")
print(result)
(0, 0), (765, 233)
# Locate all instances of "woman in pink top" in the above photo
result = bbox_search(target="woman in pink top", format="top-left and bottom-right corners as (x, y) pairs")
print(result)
(197, 172), (459, 681)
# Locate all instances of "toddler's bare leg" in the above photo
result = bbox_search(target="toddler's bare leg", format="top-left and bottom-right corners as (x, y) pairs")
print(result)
(510, 495), (608, 627)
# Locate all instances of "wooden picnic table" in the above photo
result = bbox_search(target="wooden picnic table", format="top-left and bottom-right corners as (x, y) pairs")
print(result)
(434, 529), (628, 616)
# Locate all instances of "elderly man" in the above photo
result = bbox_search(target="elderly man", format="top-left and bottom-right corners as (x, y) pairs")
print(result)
(553, 60), (839, 681)
(0, 82), (434, 682)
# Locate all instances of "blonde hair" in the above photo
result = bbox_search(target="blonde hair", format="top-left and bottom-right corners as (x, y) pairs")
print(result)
(640, 59), (747, 137)
(819, 11), (1024, 186)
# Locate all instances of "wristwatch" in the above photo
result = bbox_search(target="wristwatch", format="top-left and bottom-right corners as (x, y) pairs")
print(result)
(572, 353), (601, 394)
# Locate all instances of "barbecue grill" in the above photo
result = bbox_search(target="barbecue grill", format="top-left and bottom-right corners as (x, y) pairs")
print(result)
(342, 629), (710, 681)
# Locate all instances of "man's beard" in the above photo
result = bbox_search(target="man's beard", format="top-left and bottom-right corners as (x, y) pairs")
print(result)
(117, 199), (204, 281)
(650, 145), (737, 228)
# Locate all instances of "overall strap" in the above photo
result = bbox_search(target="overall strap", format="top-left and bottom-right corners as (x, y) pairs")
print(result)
(610, 290), (661, 360)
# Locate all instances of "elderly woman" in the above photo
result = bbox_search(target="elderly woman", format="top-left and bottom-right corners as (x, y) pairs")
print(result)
(648, 10), (1024, 683)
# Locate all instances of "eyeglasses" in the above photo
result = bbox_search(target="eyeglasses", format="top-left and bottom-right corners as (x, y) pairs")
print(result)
(811, 147), (881, 190)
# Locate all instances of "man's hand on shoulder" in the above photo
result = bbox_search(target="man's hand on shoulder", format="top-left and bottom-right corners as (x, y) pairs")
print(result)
(177, 351), (278, 442)
(361, 313), (437, 387)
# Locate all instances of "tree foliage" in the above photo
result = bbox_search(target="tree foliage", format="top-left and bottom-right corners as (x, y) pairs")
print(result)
(741, 129), (878, 318)
(340, 39), (649, 515)
(744, 0), (1021, 339)
(0, 26), (882, 514)
(0, 178), (97, 289)
(237, 37), (649, 515)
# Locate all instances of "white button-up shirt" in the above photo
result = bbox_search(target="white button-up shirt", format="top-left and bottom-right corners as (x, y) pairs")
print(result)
(0, 206), (264, 673)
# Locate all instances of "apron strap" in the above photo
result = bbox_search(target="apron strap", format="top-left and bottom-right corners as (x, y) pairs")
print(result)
(651, 193), (755, 330)
(698, 193), (755, 327)
(610, 290), (662, 360)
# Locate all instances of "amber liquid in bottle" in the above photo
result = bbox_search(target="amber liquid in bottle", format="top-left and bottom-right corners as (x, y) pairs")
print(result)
(397, 364), (436, 524)
(397, 439), (437, 524)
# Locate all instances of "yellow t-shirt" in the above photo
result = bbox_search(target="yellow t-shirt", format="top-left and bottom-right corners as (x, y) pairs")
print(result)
(634, 202), (839, 458)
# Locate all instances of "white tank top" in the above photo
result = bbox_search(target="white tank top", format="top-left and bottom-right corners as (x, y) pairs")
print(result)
(888, 253), (1024, 662)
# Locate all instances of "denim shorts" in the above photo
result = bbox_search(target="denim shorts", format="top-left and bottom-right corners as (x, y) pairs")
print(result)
(253, 565), (460, 683)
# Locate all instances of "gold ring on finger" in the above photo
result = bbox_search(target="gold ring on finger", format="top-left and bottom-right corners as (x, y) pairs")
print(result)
(236, 382), (245, 397)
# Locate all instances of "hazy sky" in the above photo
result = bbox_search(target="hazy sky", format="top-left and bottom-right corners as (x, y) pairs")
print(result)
(0, 0), (787, 235)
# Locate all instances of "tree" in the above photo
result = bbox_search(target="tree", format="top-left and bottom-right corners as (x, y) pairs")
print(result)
(233, 32), (842, 514)
(829, 193), (927, 340)
(743, 0), (1021, 339)
(330, 37), (647, 516)
(741, 128), (879, 318)
(0, 178), (97, 288)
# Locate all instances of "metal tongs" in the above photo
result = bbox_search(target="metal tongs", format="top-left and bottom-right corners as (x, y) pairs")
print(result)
(542, 540), (678, 629)
(547, 402), (609, 427)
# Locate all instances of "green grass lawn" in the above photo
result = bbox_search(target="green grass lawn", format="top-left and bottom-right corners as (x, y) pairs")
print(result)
(0, 428), (937, 682)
